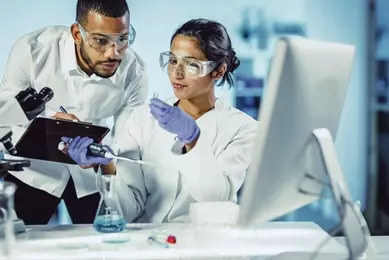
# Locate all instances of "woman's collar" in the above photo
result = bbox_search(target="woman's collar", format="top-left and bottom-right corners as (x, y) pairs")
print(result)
(167, 96), (224, 108)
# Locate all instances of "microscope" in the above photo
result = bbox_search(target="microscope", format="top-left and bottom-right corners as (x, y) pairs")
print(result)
(0, 87), (54, 235)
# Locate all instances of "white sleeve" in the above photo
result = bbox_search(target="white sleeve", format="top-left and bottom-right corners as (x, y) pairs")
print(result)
(110, 62), (148, 148)
(122, 53), (149, 108)
(172, 121), (258, 203)
(114, 109), (148, 222)
(122, 68), (149, 108)
(0, 37), (32, 102)
(105, 56), (149, 222)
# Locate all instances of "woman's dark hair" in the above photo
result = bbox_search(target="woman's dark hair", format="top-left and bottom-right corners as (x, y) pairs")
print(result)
(171, 18), (240, 87)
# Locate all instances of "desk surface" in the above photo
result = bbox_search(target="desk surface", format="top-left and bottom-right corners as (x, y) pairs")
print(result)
(2, 222), (389, 259)
(0, 221), (354, 259)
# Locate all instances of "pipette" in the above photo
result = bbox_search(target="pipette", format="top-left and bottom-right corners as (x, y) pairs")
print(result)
(104, 152), (154, 166)
(58, 141), (154, 166)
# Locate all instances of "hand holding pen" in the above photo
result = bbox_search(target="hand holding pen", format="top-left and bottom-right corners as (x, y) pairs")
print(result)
(53, 106), (92, 124)
(53, 106), (80, 122)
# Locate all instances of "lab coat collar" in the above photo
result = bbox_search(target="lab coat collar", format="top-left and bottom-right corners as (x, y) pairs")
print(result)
(61, 30), (78, 74)
(166, 96), (224, 110)
(61, 30), (118, 84)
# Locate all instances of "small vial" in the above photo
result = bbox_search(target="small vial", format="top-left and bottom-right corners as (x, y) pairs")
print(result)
(148, 235), (169, 248)
(149, 232), (177, 245)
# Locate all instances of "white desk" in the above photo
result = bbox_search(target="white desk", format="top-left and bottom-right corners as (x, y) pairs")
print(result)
(0, 221), (352, 259)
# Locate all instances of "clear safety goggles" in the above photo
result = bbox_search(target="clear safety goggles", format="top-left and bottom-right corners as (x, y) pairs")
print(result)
(78, 23), (136, 52)
(159, 51), (218, 78)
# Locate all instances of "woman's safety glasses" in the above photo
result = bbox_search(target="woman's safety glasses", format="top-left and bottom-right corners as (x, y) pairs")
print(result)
(78, 23), (136, 52)
(159, 51), (218, 78)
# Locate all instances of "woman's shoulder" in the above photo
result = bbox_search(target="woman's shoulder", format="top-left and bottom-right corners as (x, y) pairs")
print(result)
(204, 99), (258, 151)
(215, 98), (258, 130)
(129, 96), (177, 126)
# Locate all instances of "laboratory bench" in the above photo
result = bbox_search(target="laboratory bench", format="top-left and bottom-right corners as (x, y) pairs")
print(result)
(2, 221), (389, 259)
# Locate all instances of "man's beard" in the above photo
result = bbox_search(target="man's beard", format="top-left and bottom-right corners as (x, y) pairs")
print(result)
(80, 42), (120, 78)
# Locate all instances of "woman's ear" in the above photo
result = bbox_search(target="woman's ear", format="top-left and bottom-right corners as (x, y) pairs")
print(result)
(211, 63), (227, 81)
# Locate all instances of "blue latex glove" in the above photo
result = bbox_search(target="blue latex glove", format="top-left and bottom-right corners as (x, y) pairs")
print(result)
(149, 98), (200, 144)
(61, 136), (112, 166)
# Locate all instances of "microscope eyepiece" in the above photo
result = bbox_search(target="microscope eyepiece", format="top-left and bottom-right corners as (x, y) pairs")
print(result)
(15, 87), (37, 103)
(16, 87), (54, 120)
(3, 140), (17, 156)
(38, 87), (54, 103)
(0, 132), (17, 156)
(26, 87), (38, 96)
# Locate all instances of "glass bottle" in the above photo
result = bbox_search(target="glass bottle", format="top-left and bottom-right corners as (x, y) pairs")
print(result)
(0, 181), (17, 257)
(93, 174), (126, 233)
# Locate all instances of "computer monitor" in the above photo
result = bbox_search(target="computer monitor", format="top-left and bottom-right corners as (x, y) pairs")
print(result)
(238, 36), (355, 224)
(238, 36), (376, 258)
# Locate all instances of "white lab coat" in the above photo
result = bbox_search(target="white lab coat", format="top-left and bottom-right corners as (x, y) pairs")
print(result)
(0, 26), (148, 198)
(114, 97), (258, 223)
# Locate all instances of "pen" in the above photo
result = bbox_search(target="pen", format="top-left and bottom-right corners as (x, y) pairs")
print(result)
(59, 105), (76, 122)
(57, 106), (93, 125)
(59, 106), (68, 113)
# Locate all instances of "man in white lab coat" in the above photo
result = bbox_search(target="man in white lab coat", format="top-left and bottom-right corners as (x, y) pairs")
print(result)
(0, 0), (148, 224)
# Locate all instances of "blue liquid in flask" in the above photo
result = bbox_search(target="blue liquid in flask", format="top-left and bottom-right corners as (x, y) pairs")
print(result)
(93, 214), (126, 233)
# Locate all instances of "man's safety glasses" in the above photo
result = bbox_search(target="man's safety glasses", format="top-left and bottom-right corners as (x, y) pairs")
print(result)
(78, 23), (136, 52)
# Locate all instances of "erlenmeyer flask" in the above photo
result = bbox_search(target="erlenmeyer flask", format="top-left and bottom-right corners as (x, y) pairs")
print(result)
(93, 174), (126, 233)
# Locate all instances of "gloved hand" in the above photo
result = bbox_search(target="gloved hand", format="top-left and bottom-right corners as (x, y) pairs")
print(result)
(61, 136), (112, 167)
(149, 98), (200, 144)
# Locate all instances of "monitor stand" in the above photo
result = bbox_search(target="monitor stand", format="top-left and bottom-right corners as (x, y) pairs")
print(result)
(272, 128), (376, 260)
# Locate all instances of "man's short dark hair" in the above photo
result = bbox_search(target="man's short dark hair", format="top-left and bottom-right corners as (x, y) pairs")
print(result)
(76, 0), (129, 25)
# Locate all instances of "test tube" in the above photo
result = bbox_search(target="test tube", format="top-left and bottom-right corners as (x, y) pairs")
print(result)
(150, 92), (159, 121)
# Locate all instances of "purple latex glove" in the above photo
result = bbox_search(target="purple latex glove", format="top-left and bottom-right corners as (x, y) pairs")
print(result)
(149, 98), (200, 144)
(61, 136), (112, 166)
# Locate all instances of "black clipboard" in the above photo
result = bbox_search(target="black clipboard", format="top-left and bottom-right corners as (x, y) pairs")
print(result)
(14, 117), (110, 164)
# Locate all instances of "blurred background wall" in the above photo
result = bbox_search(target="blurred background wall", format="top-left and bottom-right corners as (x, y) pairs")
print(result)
(1, 0), (388, 235)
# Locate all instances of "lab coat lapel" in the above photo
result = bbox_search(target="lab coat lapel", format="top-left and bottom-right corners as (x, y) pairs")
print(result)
(140, 97), (222, 222)
(80, 80), (124, 119)
(195, 98), (222, 139)
(141, 126), (180, 222)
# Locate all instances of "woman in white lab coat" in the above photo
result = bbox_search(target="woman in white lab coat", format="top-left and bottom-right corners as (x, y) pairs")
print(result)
(64, 18), (258, 223)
